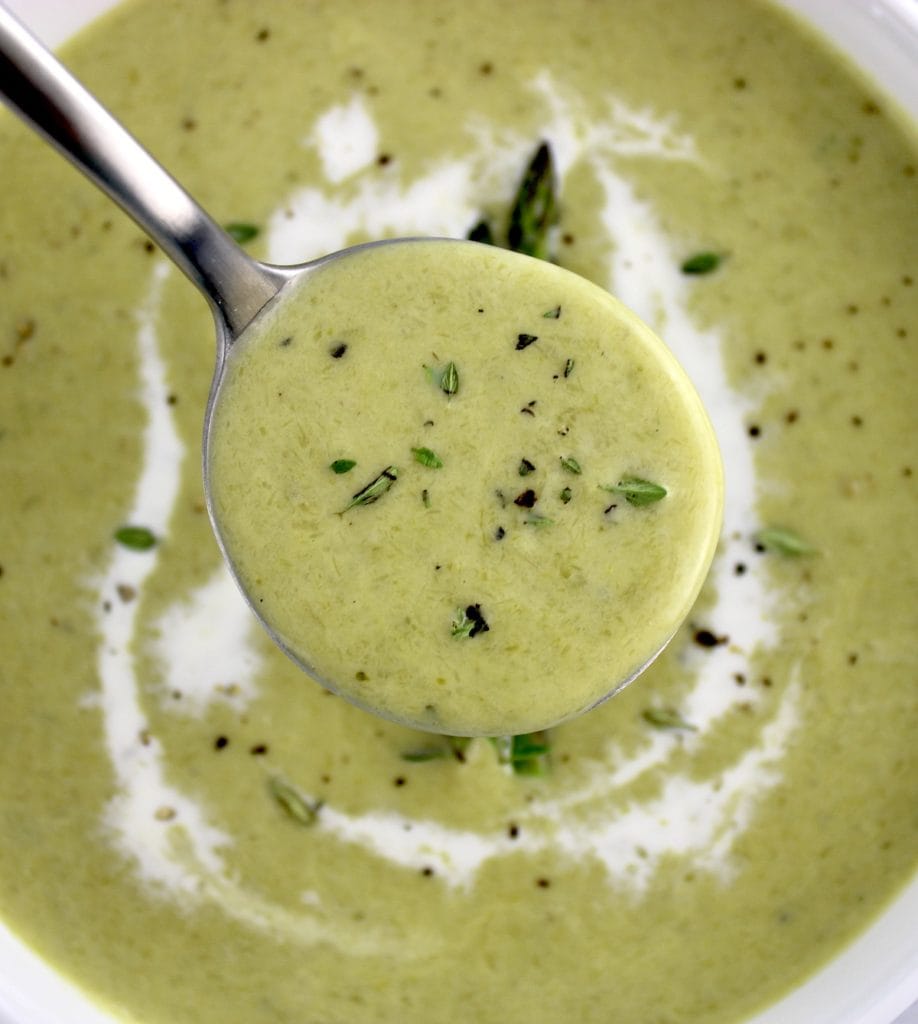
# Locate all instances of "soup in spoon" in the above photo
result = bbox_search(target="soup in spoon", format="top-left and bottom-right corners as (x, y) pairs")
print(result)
(206, 237), (723, 736)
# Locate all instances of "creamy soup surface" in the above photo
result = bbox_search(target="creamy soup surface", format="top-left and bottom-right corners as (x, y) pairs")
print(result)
(0, 1), (915, 1023)
(208, 239), (723, 736)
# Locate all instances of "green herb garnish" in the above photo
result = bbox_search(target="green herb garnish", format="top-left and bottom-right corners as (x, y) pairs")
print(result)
(268, 776), (321, 825)
(114, 525), (157, 551)
(600, 476), (667, 506)
(543, 305), (561, 319)
(507, 141), (557, 261)
(524, 513), (554, 528)
(329, 458), (356, 474)
(491, 732), (551, 775)
(401, 748), (447, 763)
(642, 707), (697, 731)
(518, 458), (536, 476)
(563, 358), (575, 378)
(681, 251), (722, 275)
(451, 603), (490, 639)
(340, 466), (398, 513)
(451, 608), (475, 638)
(560, 456), (582, 475)
(421, 488), (431, 508)
(412, 447), (443, 469)
(224, 222), (260, 244)
(440, 361), (459, 396)
(560, 487), (573, 504)
(755, 526), (816, 556)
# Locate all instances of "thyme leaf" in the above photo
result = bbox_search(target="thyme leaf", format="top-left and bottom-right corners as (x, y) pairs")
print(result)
(524, 513), (554, 528)
(340, 466), (398, 513)
(440, 361), (459, 396)
(642, 707), (697, 731)
(560, 486), (573, 504)
(518, 458), (536, 476)
(401, 748), (447, 763)
(114, 525), (157, 551)
(600, 476), (667, 506)
(507, 141), (558, 261)
(451, 603), (490, 639)
(329, 458), (356, 474)
(681, 251), (722, 275)
(224, 222), (260, 244)
(755, 526), (816, 556)
(268, 776), (321, 825)
(412, 447), (443, 469)
(490, 732), (551, 775)
(560, 456), (582, 475)
(543, 305), (561, 319)
(563, 358), (575, 378)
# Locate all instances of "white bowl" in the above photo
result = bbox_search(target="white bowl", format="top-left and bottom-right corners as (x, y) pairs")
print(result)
(0, 1), (915, 1022)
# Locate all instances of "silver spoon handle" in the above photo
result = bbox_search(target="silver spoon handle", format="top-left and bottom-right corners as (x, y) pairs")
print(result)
(0, 4), (285, 337)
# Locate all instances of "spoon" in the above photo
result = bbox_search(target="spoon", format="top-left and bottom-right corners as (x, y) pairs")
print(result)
(0, 4), (723, 737)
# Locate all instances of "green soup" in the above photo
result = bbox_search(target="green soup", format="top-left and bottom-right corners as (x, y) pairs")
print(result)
(207, 240), (723, 736)
(0, 1), (915, 1023)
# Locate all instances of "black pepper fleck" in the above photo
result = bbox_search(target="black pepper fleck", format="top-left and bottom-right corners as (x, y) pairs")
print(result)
(693, 629), (725, 648)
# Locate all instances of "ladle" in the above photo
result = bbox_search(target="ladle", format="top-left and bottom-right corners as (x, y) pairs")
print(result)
(0, 3), (723, 737)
